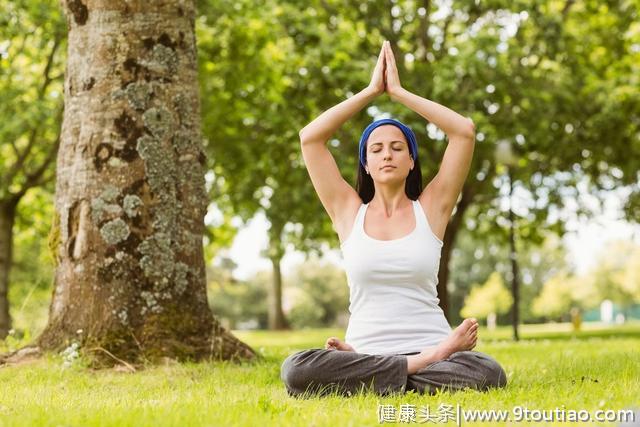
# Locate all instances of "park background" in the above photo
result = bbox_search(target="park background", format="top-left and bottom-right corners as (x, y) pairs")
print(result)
(1, 0), (639, 426)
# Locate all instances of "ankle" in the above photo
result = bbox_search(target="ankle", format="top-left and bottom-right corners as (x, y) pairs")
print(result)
(406, 354), (427, 375)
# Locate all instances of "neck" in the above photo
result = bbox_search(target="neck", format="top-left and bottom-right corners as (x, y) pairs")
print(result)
(370, 183), (410, 218)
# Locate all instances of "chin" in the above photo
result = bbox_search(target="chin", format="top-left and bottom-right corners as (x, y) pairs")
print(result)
(374, 176), (404, 184)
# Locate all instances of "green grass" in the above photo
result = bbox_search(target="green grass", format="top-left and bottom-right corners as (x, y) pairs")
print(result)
(1, 323), (639, 426)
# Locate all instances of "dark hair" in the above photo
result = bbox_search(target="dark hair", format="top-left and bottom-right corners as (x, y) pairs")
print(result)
(356, 156), (423, 203)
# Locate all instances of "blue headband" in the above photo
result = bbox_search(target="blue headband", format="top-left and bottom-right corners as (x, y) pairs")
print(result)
(358, 118), (418, 169)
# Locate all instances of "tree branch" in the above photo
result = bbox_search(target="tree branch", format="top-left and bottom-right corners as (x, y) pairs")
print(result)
(14, 105), (63, 200)
(1, 34), (63, 188)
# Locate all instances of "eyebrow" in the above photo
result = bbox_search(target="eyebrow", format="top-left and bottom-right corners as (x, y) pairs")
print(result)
(369, 140), (406, 149)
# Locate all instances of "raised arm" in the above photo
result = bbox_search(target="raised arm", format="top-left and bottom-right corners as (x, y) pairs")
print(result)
(383, 41), (475, 219)
(299, 44), (386, 224)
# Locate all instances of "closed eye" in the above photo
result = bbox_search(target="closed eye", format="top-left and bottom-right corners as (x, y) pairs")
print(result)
(373, 148), (403, 153)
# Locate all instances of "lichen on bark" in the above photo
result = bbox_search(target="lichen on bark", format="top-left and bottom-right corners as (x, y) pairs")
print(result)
(100, 218), (130, 245)
(123, 195), (143, 218)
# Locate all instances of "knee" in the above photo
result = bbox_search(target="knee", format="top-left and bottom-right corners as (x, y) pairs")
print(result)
(477, 353), (508, 389)
(280, 350), (317, 395)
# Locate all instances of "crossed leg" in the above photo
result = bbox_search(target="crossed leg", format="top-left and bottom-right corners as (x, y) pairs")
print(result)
(280, 348), (507, 398)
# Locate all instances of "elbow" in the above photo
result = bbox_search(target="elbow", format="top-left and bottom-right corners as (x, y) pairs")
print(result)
(455, 118), (476, 142)
(299, 128), (323, 146)
(298, 128), (310, 145)
(298, 128), (306, 144)
(464, 118), (476, 140)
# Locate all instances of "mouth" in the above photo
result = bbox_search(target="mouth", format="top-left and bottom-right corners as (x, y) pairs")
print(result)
(380, 165), (396, 170)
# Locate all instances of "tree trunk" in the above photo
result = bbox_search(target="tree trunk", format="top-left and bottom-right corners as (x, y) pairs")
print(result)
(269, 255), (289, 330)
(0, 199), (18, 338)
(508, 168), (520, 341)
(437, 185), (474, 321)
(265, 219), (289, 330)
(36, 0), (254, 364)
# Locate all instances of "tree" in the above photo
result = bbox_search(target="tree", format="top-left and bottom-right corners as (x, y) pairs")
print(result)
(460, 272), (512, 324)
(206, 258), (269, 330)
(590, 240), (640, 311)
(449, 223), (570, 325)
(0, 0), (64, 337)
(531, 271), (598, 320)
(619, 247), (640, 302)
(9, 188), (55, 337)
(286, 259), (350, 329)
(4, 0), (255, 365)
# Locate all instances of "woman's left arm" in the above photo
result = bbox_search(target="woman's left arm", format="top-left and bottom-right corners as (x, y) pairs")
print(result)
(384, 41), (475, 215)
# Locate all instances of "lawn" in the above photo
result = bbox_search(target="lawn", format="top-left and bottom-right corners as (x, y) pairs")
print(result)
(0, 323), (638, 426)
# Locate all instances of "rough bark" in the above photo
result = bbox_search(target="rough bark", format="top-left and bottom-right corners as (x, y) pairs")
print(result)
(34, 0), (255, 365)
(0, 199), (17, 338)
(437, 185), (474, 321)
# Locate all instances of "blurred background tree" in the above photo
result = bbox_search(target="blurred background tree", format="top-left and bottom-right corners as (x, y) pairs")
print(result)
(285, 260), (350, 329)
(531, 271), (597, 321)
(460, 271), (513, 328)
(0, 0), (64, 337)
(207, 257), (269, 330)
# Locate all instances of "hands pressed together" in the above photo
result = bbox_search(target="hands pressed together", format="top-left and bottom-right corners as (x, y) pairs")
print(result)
(368, 40), (403, 99)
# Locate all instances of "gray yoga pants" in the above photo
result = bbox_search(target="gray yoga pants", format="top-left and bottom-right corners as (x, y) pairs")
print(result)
(280, 349), (507, 398)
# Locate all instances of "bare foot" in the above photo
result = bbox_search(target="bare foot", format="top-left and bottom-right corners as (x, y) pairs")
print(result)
(325, 337), (355, 352)
(406, 318), (479, 374)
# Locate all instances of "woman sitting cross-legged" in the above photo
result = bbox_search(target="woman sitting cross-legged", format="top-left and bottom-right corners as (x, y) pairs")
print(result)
(281, 41), (507, 398)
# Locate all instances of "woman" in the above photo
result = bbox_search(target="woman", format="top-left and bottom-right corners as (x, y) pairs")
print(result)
(280, 41), (507, 397)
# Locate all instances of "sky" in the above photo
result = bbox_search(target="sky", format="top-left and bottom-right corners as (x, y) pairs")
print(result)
(206, 183), (640, 282)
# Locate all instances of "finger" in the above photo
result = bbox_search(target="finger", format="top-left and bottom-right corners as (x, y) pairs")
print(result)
(377, 46), (386, 70)
(385, 42), (397, 68)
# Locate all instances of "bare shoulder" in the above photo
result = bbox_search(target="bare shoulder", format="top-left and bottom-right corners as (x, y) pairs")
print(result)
(332, 191), (363, 244)
(417, 185), (449, 242)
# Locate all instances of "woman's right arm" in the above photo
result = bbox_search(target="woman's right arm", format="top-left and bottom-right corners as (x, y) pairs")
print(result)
(299, 44), (385, 224)
(299, 42), (385, 144)
(298, 86), (379, 144)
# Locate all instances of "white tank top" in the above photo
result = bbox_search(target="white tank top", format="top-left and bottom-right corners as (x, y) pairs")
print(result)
(340, 199), (452, 355)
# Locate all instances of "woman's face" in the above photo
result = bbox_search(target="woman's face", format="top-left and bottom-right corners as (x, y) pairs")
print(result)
(365, 125), (414, 184)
